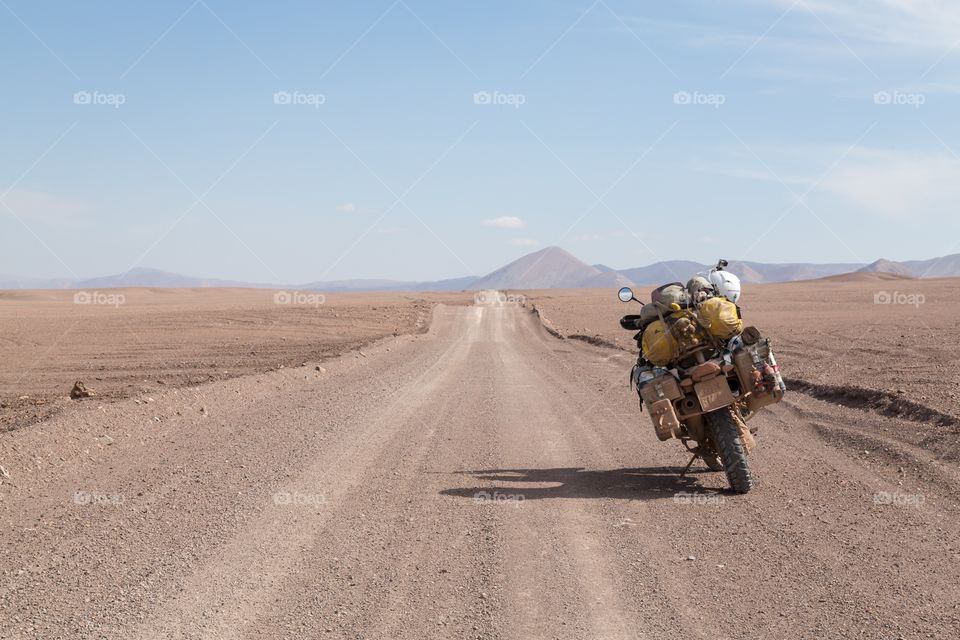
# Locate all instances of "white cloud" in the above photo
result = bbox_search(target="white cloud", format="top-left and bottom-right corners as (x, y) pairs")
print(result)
(749, 0), (960, 50)
(336, 203), (358, 214)
(698, 145), (960, 218)
(696, 164), (815, 187)
(482, 216), (526, 229)
(509, 237), (539, 246)
(818, 148), (960, 217)
(642, 1), (960, 68)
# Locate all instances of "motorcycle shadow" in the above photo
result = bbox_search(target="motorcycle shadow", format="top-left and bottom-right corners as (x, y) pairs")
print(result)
(441, 466), (724, 502)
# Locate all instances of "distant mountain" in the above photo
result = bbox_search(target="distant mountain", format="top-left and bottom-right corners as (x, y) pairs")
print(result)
(3, 250), (960, 292)
(300, 276), (480, 292)
(727, 261), (864, 283)
(857, 259), (916, 278)
(619, 261), (709, 285)
(0, 267), (480, 293)
(577, 270), (634, 289)
(74, 267), (268, 289)
(622, 260), (866, 285)
(891, 254), (960, 279)
(850, 255), (960, 279)
(817, 271), (917, 283)
(471, 246), (622, 289)
(0, 274), (74, 289)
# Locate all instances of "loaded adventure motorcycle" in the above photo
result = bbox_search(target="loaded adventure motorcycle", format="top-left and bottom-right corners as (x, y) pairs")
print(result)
(618, 260), (786, 493)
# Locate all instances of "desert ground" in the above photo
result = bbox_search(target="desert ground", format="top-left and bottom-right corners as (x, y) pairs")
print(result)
(529, 275), (960, 420)
(2, 280), (959, 639)
(0, 288), (472, 431)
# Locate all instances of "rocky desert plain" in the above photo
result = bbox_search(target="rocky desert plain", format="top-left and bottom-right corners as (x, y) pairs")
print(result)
(1, 275), (959, 639)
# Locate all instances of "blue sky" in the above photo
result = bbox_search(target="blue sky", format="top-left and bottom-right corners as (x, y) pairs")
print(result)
(2, 0), (960, 283)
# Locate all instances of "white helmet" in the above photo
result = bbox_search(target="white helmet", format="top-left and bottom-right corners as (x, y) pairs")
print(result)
(708, 265), (741, 304)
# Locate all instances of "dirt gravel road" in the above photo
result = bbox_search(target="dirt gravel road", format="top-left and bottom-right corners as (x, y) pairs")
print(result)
(2, 293), (958, 639)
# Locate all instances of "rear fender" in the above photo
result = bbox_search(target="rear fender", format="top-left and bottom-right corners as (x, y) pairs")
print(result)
(694, 374), (736, 413)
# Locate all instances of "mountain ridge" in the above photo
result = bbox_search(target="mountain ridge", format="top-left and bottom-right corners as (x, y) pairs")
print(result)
(4, 249), (959, 291)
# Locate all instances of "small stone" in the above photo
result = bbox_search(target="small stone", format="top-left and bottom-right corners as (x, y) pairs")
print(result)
(686, 555), (696, 561)
(70, 381), (94, 399)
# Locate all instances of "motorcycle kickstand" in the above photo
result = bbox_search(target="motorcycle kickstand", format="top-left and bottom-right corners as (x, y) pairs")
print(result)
(679, 454), (698, 478)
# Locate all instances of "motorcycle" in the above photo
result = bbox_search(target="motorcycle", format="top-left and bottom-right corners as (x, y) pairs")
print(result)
(617, 283), (785, 493)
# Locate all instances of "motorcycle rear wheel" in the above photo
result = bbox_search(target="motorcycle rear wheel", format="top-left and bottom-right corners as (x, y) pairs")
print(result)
(706, 408), (754, 493)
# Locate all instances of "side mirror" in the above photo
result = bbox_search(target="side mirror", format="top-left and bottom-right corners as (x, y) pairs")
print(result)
(618, 287), (635, 303)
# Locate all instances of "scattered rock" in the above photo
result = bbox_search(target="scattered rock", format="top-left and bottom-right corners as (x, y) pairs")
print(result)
(686, 555), (696, 561)
(70, 381), (94, 400)
(315, 366), (326, 373)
